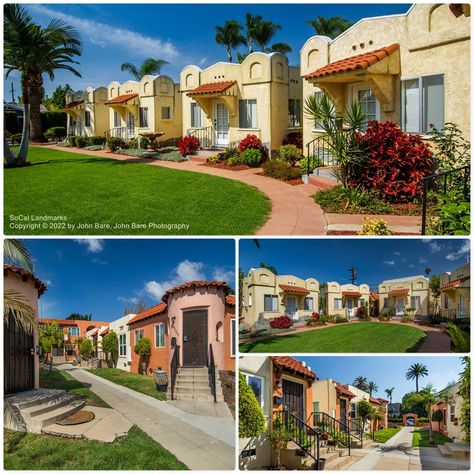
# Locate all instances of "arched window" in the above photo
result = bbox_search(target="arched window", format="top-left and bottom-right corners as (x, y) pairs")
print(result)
(216, 321), (223, 342)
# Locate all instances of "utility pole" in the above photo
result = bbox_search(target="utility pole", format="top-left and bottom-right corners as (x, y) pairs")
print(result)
(10, 82), (16, 103)
(348, 267), (358, 285)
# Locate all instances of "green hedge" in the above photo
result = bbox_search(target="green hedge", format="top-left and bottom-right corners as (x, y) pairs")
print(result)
(41, 111), (67, 131)
(5, 111), (21, 134)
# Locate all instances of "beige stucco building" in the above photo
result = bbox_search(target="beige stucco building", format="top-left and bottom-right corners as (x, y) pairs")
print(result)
(378, 275), (429, 318)
(64, 87), (109, 137)
(325, 282), (370, 318)
(440, 263), (470, 319)
(300, 4), (470, 155)
(431, 382), (464, 441)
(241, 268), (319, 326)
(180, 52), (302, 150)
(105, 75), (182, 142)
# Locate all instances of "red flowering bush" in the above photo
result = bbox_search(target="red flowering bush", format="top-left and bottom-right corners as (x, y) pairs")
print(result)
(350, 121), (434, 203)
(269, 316), (292, 329)
(238, 134), (264, 154)
(310, 311), (320, 321)
(356, 306), (368, 320)
(178, 136), (200, 156)
(283, 131), (303, 150)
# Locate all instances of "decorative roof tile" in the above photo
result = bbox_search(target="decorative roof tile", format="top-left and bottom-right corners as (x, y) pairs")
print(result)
(389, 288), (409, 296)
(4, 264), (47, 296)
(162, 281), (231, 303)
(370, 292), (380, 301)
(226, 295), (236, 306)
(187, 80), (236, 96)
(336, 383), (355, 398)
(305, 44), (399, 80)
(272, 356), (318, 380)
(128, 303), (167, 325)
(440, 276), (469, 290)
(279, 284), (310, 295)
(106, 93), (138, 105)
(342, 291), (362, 298)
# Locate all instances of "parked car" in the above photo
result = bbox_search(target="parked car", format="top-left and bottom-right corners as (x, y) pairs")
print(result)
(406, 418), (415, 426)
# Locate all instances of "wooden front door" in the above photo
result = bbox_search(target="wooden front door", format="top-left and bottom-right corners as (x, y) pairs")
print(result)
(182, 310), (208, 366)
(340, 398), (348, 430)
(283, 379), (304, 420)
(4, 312), (35, 395)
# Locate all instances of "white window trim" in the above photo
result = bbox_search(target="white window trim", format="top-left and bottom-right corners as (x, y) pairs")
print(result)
(264, 294), (279, 312)
(350, 84), (381, 128)
(239, 98), (258, 129)
(243, 372), (265, 409)
(119, 333), (127, 357)
(155, 323), (165, 348)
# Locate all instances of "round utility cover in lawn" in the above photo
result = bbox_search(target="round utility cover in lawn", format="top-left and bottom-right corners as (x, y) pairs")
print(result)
(57, 410), (95, 425)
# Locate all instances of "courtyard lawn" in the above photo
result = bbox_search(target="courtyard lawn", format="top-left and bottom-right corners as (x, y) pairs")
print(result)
(4, 426), (188, 470)
(4, 147), (270, 235)
(239, 322), (427, 353)
(87, 368), (166, 401)
(374, 427), (401, 443)
(40, 369), (109, 408)
(412, 428), (453, 447)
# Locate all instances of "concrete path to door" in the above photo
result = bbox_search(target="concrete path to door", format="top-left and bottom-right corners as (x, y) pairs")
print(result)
(63, 366), (235, 470)
(348, 427), (469, 471)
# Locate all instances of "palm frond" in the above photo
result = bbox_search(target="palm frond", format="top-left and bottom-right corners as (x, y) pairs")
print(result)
(4, 289), (38, 332)
(4, 239), (34, 272)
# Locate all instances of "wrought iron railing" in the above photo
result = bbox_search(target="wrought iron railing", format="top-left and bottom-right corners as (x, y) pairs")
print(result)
(208, 343), (217, 403)
(421, 165), (470, 235)
(170, 344), (179, 401)
(187, 126), (213, 149)
(310, 412), (351, 455)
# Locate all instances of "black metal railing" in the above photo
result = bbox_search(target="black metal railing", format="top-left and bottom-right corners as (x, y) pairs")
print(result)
(282, 408), (322, 468)
(187, 126), (213, 149)
(170, 344), (179, 400)
(310, 412), (351, 455)
(421, 165), (470, 234)
(208, 343), (217, 403)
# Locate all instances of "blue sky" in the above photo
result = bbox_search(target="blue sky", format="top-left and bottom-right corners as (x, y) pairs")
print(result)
(18, 239), (235, 321)
(239, 238), (470, 289)
(292, 356), (465, 403)
(4, 3), (410, 100)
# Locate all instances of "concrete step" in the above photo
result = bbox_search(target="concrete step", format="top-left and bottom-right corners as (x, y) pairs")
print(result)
(437, 444), (452, 457)
(29, 399), (85, 432)
(6, 389), (65, 410)
(21, 393), (79, 420)
(173, 386), (212, 395)
(175, 381), (211, 390)
(308, 174), (337, 190)
(445, 442), (470, 459)
(178, 367), (209, 375)
(325, 454), (354, 471)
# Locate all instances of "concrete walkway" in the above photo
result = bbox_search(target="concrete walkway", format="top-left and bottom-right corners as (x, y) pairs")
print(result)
(417, 331), (452, 352)
(64, 367), (235, 470)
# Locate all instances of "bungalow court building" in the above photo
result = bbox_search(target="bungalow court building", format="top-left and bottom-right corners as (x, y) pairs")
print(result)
(105, 75), (182, 142)
(439, 263), (470, 319)
(325, 282), (371, 318)
(64, 87), (109, 137)
(180, 52), (302, 150)
(300, 3), (470, 155)
(241, 268), (320, 327)
(431, 382), (464, 441)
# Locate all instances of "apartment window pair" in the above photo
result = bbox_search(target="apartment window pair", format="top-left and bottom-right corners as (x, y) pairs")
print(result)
(242, 372), (264, 408)
(304, 297), (314, 311)
(239, 99), (257, 129)
(68, 326), (79, 337)
(288, 99), (301, 127)
(334, 298), (342, 310)
(119, 334), (127, 356)
(191, 102), (205, 127)
(401, 74), (444, 134)
(155, 324), (165, 348)
(139, 107), (149, 128)
(264, 294), (278, 312)
(84, 111), (91, 127)
(410, 296), (421, 309)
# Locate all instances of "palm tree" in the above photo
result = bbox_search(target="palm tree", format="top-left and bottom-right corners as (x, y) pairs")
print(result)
(120, 58), (169, 81)
(40, 321), (64, 371)
(406, 363), (429, 393)
(385, 387), (395, 404)
(245, 13), (261, 53)
(265, 42), (292, 57)
(353, 376), (368, 391)
(367, 381), (378, 397)
(214, 20), (246, 63)
(306, 16), (353, 39)
(424, 267), (432, 277)
(421, 383), (437, 444)
(253, 20), (281, 51)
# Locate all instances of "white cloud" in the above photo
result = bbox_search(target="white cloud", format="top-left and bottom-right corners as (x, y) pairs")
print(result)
(384, 260), (395, 266)
(393, 251), (401, 256)
(74, 239), (104, 253)
(446, 241), (470, 261)
(43, 279), (53, 287)
(29, 5), (179, 59)
(117, 296), (140, 305)
(212, 266), (235, 284)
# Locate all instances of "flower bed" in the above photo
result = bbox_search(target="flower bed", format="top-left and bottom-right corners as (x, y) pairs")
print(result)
(202, 161), (251, 171)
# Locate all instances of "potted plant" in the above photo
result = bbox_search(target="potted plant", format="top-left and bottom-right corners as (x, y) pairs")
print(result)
(269, 417), (292, 469)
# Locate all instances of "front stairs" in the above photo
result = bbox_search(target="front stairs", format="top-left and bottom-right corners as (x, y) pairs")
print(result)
(437, 441), (470, 460)
(167, 366), (224, 402)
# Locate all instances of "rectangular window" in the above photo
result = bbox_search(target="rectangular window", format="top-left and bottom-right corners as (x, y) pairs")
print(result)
(243, 373), (264, 408)
(113, 111), (120, 128)
(264, 294), (278, 312)
(350, 403), (356, 419)
(230, 319), (236, 357)
(334, 298), (342, 310)
(383, 298), (390, 308)
(84, 111), (91, 127)
(450, 404), (456, 422)
(411, 296), (421, 309)
(135, 329), (144, 343)
(422, 75), (444, 133)
(304, 297), (314, 311)
(288, 99), (301, 127)
(239, 99), (258, 128)
(191, 102), (204, 127)
(161, 106), (171, 120)
(248, 293), (252, 307)
(155, 324), (165, 348)
(68, 326), (79, 337)
(139, 107), (149, 128)
(444, 295), (450, 309)
(119, 334), (127, 356)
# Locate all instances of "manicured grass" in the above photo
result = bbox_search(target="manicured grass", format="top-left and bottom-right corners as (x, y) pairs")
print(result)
(374, 427), (401, 443)
(239, 322), (427, 353)
(412, 427), (453, 447)
(40, 369), (109, 408)
(4, 426), (188, 470)
(4, 147), (271, 235)
(87, 368), (166, 401)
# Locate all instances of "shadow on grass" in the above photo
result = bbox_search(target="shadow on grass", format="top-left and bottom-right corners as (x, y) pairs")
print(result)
(40, 369), (92, 391)
(406, 333), (428, 352)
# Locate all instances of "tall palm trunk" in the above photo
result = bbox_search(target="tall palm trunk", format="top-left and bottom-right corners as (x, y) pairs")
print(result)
(227, 47), (233, 62)
(29, 74), (45, 142)
(248, 38), (253, 53)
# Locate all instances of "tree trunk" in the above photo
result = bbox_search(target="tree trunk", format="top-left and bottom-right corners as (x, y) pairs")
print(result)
(429, 420), (434, 444)
(227, 48), (233, 63)
(29, 74), (46, 143)
(248, 38), (253, 53)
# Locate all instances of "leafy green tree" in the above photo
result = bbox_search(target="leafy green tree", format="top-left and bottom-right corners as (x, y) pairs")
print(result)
(66, 313), (92, 321)
(306, 16), (353, 39)
(120, 58), (169, 81)
(214, 20), (246, 63)
(245, 13), (281, 52)
(43, 84), (72, 111)
(357, 399), (375, 447)
(265, 42), (292, 57)
(385, 387), (395, 404)
(238, 372), (266, 438)
(79, 338), (92, 360)
(367, 381), (378, 397)
(237, 52), (249, 64)
(406, 363), (428, 393)
(353, 376), (368, 391)
(421, 384), (437, 444)
(102, 331), (119, 367)
(40, 321), (64, 371)
(259, 262), (278, 275)
(458, 356), (470, 442)
(269, 416), (291, 468)
(134, 337), (151, 374)
(432, 409), (444, 432)
(401, 391), (428, 417)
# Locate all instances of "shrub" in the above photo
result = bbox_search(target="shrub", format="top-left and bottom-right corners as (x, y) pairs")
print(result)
(358, 217), (392, 236)
(275, 144), (303, 166)
(134, 337), (151, 357)
(240, 148), (263, 167)
(75, 136), (88, 148)
(227, 155), (242, 167)
(430, 192), (470, 235)
(45, 126), (66, 141)
(238, 134), (263, 154)
(178, 135), (200, 156)
(356, 306), (368, 320)
(106, 136), (124, 152)
(79, 339), (92, 360)
(11, 133), (23, 145)
(139, 136), (150, 149)
(300, 155), (325, 174)
(351, 121), (434, 202)
(263, 161), (302, 181)
(269, 316), (292, 329)
(222, 144), (239, 161)
(83, 145), (103, 151)
(445, 323), (470, 352)
(68, 135), (77, 146)
(158, 150), (188, 162)
(87, 135), (105, 146)
(207, 155), (220, 164)
(282, 131), (303, 150)
(239, 372), (266, 438)
(128, 138), (138, 149)
(40, 111), (67, 130)
(334, 315), (348, 324)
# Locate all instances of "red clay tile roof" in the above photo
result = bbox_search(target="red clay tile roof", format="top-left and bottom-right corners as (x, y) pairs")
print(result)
(342, 291), (362, 298)
(38, 318), (78, 326)
(370, 292), (380, 301)
(370, 397), (387, 405)
(305, 43), (399, 80)
(106, 93), (138, 105)
(336, 383), (355, 398)
(377, 398), (389, 404)
(389, 288), (409, 296)
(272, 356), (318, 380)
(279, 284), (310, 295)
(226, 295), (236, 306)
(63, 100), (84, 109)
(440, 276), (469, 290)
(187, 80), (236, 96)
(4, 264), (47, 296)
(162, 281), (231, 303)
(128, 303), (167, 325)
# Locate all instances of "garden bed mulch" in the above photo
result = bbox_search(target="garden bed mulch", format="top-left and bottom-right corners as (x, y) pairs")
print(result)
(255, 172), (303, 186)
(201, 162), (251, 171)
(327, 230), (420, 236)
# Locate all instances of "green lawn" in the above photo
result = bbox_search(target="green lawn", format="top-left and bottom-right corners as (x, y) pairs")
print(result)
(4, 426), (188, 470)
(40, 369), (109, 408)
(87, 368), (166, 401)
(239, 322), (427, 353)
(412, 428), (453, 447)
(4, 147), (270, 235)
(374, 427), (401, 443)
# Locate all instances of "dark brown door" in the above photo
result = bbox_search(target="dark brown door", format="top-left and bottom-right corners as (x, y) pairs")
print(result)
(340, 398), (348, 431)
(283, 379), (304, 420)
(182, 310), (208, 366)
(4, 312), (35, 395)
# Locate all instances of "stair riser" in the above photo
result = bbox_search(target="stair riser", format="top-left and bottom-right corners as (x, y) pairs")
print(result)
(13, 392), (65, 410)
(29, 401), (85, 433)
(22, 397), (76, 421)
